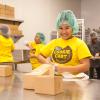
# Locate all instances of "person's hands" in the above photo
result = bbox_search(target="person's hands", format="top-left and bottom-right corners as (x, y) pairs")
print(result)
(27, 45), (34, 50)
(29, 54), (37, 58)
(50, 63), (61, 73)
(24, 41), (34, 50)
(53, 63), (59, 72)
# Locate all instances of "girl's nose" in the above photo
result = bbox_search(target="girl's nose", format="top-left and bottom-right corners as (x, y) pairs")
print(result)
(62, 29), (66, 34)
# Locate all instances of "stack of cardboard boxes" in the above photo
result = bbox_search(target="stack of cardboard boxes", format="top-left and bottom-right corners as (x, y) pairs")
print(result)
(0, 3), (23, 38)
(5, 5), (15, 18)
(0, 4), (15, 18)
(0, 4), (5, 17)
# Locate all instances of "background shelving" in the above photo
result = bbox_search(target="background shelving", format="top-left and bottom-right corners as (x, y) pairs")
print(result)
(0, 4), (24, 43)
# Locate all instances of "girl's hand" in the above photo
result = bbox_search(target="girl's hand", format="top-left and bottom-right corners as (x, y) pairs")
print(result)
(29, 54), (37, 58)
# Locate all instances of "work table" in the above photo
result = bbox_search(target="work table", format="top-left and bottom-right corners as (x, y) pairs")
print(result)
(0, 72), (100, 100)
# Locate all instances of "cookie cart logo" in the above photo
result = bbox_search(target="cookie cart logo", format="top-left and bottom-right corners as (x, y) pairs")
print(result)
(30, 49), (36, 54)
(52, 46), (72, 64)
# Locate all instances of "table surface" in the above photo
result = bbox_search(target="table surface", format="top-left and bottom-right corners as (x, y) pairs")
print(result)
(0, 71), (100, 100)
(90, 56), (100, 59)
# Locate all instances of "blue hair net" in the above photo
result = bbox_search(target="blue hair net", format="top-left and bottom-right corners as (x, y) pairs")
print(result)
(36, 32), (45, 43)
(56, 10), (79, 34)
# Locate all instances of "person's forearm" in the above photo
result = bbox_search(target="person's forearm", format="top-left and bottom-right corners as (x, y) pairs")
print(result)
(36, 54), (50, 64)
(57, 63), (90, 74)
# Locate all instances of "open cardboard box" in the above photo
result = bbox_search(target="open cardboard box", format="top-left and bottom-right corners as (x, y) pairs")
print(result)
(34, 75), (63, 95)
(23, 64), (63, 95)
(23, 74), (35, 89)
(23, 64), (55, 89)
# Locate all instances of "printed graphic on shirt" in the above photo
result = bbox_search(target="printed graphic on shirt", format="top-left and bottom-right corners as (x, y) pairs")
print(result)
(30, 49), (36, 54)
(30, 49), (36, 56)
(52, 46), (72, 64)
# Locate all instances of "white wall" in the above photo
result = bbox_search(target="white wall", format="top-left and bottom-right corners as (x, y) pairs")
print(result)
(0, 0), (81, 49)
(81, 0), (100, 29)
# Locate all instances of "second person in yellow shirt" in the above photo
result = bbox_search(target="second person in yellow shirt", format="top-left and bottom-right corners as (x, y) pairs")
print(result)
(26, 32), (45, 69)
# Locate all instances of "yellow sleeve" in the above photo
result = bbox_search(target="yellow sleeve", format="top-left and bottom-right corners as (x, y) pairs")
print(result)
(35, 44), (45, 55)
(77, 41), (92, 60)
(40, 40), (56, 57)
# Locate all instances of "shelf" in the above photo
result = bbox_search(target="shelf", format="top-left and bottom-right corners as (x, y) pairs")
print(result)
(0, 17), (24, 43)
(0, 17), (24, 23)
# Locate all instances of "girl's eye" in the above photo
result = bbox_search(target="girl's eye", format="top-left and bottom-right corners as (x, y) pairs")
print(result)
(66, 27), (70, 29)
(59, 27), (62, 29)
(59, 27), (69, 30)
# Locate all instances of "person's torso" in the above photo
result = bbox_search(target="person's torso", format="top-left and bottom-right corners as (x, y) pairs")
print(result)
(89, 41), (100, 67)
(0, 35), (14, 62)
(48, 37), (90, 66)
(89, 41), (100, 56)
(29, 42), (45, 68)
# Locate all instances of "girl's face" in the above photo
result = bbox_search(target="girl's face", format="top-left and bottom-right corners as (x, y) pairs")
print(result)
(34, 35), (41, 44)
(58, 24), (73, 40)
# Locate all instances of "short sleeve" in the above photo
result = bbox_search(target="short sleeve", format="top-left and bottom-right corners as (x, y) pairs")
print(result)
(40, 40), (56, 57)
(77, 41), (92, 60)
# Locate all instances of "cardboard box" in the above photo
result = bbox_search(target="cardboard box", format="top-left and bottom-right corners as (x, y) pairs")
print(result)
(0, 64), (13, 76)
(23, 73), (35, 89)
(5, 5), (15, 18)
(34, 75), (63, 95)
(0, 4), (5, 17)
(23, 64), (55, 89)
(0, 4), (4, 9)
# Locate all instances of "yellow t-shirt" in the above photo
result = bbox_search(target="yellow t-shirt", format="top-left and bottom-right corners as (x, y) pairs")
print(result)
(28, 41), (45, 69)
(40, 37), (92, 67)
(0, 35), (15, 62)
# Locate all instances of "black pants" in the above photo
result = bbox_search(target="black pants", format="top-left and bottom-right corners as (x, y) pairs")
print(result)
(89, 67), (100, 79)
